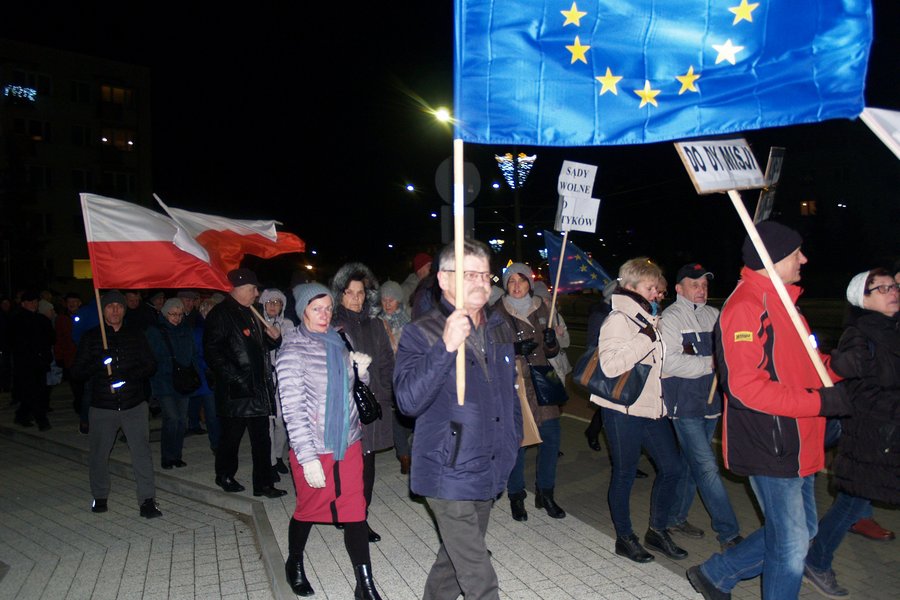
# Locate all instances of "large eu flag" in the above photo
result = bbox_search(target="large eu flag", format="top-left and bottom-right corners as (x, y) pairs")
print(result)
(454, 0), (873, 145)
(544, 230), (612, 292)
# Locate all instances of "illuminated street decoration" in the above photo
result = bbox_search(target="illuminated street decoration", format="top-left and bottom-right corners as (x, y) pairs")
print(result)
(3, 85), (37, 102)
(494, 152), (536, 189)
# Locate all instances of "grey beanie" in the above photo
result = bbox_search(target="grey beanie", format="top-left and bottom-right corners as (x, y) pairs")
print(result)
(100, 290), (127, 309)
(161, 298), (184, 315)
(845, 271), (869, 308)
(380, 280), (404, 302)
(293, 282), (332, 313)
(502, 262), (534, 290)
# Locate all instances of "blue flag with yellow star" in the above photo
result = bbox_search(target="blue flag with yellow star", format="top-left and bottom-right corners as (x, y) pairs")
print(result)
(454, 0), (872, 145)
(543, 230), (612, 292)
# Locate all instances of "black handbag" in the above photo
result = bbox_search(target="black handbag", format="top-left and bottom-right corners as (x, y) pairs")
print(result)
(159, 326), (201, 395)
(529, 364), (568, 406)
(572, 345), (652, 407)
(337, 330), (382, 425)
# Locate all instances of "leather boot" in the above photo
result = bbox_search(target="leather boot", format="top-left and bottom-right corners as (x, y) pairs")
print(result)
(353, 563), (383, 600)
(285, 553), (314, 596)
(535, 487), (566, 518)
(398, 455), (411, 475)
(509, 490), (528, 521)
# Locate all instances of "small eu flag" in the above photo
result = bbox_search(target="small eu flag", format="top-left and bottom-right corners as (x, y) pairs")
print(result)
(454, 0), (873, 146)
(544, 230), (612, 293)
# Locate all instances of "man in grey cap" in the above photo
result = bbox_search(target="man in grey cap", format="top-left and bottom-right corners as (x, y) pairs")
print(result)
(660, 263), (742, 550)
(204, 268), (286, 498)
(72, 290), (162, 518)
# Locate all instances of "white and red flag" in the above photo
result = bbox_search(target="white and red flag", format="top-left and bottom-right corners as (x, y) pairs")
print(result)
(155, 195), (305, 274)
(80, 193), (232, 290)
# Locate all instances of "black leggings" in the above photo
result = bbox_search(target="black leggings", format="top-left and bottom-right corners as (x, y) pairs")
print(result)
(288, 518), (370, 565)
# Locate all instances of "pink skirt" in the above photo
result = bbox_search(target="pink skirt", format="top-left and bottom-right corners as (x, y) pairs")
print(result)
(289, 441), (366, 523)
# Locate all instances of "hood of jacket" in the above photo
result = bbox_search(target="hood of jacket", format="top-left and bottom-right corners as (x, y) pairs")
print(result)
(330, 261), (380, 316)
(259, 288), (287, 321)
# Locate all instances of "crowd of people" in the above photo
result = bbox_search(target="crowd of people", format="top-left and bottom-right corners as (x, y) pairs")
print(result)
(1, 220), (897, 600)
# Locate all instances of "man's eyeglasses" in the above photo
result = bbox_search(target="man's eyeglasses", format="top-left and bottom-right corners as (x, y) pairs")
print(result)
(866, 283), (900, 295)
(441, 270), (493, 283)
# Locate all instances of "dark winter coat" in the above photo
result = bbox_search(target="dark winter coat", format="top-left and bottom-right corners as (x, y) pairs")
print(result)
(394, 299), (522, 501)
(831, 307), (899, 505)
(9, 309), (54, 373)
(72, 323), (157, 410)
(145, 314), (200, 398)
(332, 304), (395, 453)
(203, 296), (280, 418)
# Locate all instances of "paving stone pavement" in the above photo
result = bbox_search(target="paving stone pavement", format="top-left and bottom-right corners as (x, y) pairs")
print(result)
(1, 386), (897, 599)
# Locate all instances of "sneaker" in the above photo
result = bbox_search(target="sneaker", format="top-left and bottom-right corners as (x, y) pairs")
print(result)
(668, 520), (705, 538)
(139, 498), (163, 519)
(720, 534), (744, 551)
(91, 498), (108, 513)
(686, 565), (731, 600)
(803, 564), (849, 599)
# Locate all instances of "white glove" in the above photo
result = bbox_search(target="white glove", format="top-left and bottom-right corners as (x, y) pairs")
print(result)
(349, 351), (372, 377)
(302, 459), (326, 488)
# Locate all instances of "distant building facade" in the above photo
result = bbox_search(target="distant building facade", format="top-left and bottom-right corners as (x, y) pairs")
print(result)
(0, 38), (152, 296)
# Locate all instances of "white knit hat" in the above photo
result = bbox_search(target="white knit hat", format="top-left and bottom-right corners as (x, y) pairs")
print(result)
(845, 270), (869, 308)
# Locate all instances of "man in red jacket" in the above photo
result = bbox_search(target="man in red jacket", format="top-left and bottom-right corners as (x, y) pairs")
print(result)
(686, 221), (851, 600)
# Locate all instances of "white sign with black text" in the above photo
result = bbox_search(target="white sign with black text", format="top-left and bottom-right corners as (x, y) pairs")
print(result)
(557, 160), (598, 200)
(674, 138), (765, 194)
(554, 195), (601, 233)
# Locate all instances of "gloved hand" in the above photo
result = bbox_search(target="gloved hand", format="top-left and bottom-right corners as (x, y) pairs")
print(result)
(106, 375), (126, 392)
(302, 459), (326, 488)
(543, 328), (558, 348)
(818, 385), (852, 417)
(349, 352), (372, 377)
(513, 339), (538, 356)
(637, 321), (657, 342)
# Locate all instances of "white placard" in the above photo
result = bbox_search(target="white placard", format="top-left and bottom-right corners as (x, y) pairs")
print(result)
(554, 195), (601, 233)
(557, 160), (598, 200)
(674, 138), (765, 194)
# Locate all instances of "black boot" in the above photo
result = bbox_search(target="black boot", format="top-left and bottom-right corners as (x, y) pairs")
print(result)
(353, 563), (383, 600)
(535, 487), (566, 518)
(285, 553), (314, 596)
(509, 490), (528, 521)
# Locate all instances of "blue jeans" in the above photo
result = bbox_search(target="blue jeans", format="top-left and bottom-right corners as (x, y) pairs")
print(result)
(189, 393), (220, 450)
(602, 407), (681, 537)
(806, 492), (871, 572)
(669, 417), (740, 543)
(507, 417), (561, 493)
(159, 394), (189, 463)
(701, 474), (817, 599)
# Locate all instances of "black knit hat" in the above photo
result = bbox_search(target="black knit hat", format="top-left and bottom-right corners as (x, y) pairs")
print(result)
(742, 221), (803, 269)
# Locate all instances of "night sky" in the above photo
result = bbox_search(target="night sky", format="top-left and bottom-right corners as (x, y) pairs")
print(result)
(2, 1), (898, 294)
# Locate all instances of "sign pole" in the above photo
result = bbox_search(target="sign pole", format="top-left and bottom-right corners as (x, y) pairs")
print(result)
(547, 230), (569, 328)
(453, 138), (466, 405)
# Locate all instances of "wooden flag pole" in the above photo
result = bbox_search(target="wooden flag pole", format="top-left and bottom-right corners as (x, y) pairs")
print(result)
(93, 287), (117, 394)
(453, 138), (466, 405)
(726, 189), (833, 387)
(547, 230), (569, 328)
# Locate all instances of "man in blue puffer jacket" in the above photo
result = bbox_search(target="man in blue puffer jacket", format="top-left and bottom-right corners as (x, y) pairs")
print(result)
(394, 238), (521, 600)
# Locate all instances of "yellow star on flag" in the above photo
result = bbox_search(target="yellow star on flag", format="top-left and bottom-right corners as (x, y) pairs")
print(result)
(579, 264), (588, 272)
(729, 0), (759, 25)
(561, 2), (587, 27)
(713, 39), (744, 65)
(566, 36), (590, 64)
(675, 66), (701, 94)
(596, 67), (623, 95)
(634, 80), (660, 108)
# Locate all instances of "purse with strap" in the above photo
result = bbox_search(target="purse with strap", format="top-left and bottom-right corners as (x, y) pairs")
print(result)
(572, 312), (653, 407)
(337, 330), (382, 425)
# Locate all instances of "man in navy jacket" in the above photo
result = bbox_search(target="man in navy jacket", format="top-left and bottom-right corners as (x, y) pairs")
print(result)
(395, 238), (521, 600)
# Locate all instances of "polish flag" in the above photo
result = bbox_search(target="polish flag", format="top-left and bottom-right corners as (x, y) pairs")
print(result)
(156, 195), (305, 274)
(81, 193), (232, 290)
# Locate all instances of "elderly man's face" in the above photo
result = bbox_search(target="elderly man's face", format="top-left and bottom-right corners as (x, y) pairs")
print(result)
(231, 284), (259, 307)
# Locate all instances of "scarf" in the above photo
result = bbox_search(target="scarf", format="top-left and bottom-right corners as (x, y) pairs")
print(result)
(382, 306), (411, 333)
(504, 294), (534, 316)
(302, 323), (351, 460)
